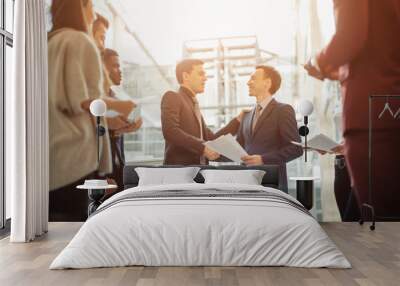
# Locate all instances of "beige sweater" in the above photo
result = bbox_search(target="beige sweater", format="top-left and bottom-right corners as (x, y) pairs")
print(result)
(48, 28), (112, 190)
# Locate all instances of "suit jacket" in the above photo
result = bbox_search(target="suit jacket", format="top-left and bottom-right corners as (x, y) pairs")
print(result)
(317, 0), (400, 132)
(161, 86), (240, 165)
(237, 99), (303, 191)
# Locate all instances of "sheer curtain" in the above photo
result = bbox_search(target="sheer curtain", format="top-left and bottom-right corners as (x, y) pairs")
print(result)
(8, 0), (49, 242)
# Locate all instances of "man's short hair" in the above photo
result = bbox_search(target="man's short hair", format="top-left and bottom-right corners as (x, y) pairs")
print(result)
(93, 13), (109, 33)
(256, 65), (282, 95)
(103, 48), (119, 64)
(176, 59), (204, 84)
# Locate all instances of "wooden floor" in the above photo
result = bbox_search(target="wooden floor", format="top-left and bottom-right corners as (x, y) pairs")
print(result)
(1, 222), (399, 286)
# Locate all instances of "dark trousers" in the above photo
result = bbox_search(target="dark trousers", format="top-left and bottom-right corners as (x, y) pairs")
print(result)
(49, 173), (94, 222)
(110, 132), (125, 190)
(334, 155), (360, 221)
(344, 130), (400, 219)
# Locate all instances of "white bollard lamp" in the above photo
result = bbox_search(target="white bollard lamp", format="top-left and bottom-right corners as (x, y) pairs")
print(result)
(298, 99), (314, 163)
(89, 99), (107, 166)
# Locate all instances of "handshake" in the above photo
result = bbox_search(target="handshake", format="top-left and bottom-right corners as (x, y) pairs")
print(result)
(202, 146), (263, 165)
(203, 146), (220, 161)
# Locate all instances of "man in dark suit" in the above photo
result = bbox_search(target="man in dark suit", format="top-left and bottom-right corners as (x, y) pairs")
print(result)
(238, 66), (303, 191)
(305, 0), (400, 218)
(103, 48), (142, 189)
(161, 59), (243, 165)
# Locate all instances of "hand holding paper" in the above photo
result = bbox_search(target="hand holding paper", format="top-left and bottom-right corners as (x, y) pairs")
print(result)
(241, 154), (263, 166)
(204, 134), (248, 163)
(291, 133), (340, 154)
(203, 146), (220, 160)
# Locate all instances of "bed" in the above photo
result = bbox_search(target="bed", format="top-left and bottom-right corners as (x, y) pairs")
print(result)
(50, 165), (350, 269)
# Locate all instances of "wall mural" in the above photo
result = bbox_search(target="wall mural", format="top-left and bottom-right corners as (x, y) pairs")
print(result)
(47, 0), (400, 224)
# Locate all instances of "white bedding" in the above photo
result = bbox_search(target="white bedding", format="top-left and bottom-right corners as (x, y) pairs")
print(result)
(50, 183), (351, 269)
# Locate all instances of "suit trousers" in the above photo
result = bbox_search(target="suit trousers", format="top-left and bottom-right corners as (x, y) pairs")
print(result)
(110, 132), (125, 190)
(334, 155), (360, 221)
(344, 130), (400, 219)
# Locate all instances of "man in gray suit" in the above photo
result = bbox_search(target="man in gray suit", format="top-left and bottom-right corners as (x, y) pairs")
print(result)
(239, 65), (303, 191)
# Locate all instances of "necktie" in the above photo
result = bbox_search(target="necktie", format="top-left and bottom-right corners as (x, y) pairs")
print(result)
(192, 96), (203, 140)
(252, 104), (263, 132)
(192, 96), (206, 164)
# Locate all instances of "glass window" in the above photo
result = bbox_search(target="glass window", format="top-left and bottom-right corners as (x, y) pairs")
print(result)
(0, 36), (3, 228)
(5, 0), (14, 33)
(0, 1), (3, 29)
(1, 0), (14, 230)
(5, 43), (11, 220)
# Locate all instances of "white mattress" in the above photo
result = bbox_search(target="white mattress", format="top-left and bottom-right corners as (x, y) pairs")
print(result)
(50, 183), (351, 269)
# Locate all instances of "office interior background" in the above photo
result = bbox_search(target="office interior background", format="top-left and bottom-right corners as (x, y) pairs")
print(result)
(1, 0), (342, 228)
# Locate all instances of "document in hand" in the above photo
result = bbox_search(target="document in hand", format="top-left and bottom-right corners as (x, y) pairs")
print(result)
(105, 86), (141, 122)
(205, 134), (248, 163)
(291, 133), (340, 153)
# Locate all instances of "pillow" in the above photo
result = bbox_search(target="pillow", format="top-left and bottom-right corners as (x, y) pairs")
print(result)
(200, 169), (266, 185)
(135, 167), (201, 186)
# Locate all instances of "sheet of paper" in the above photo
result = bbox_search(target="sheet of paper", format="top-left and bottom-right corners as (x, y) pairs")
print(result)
(291, 133), (339, 153)
(105, 86), (142, 122)
(104, 110), (120, 118)
(205, 134), (248, 162)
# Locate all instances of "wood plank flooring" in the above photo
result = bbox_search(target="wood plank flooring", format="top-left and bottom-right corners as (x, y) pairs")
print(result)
(1, 222), (399, 286)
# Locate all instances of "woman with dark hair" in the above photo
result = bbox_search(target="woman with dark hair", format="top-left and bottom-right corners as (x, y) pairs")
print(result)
(48, 0), (112, 221)
(50, 0), (94, 33)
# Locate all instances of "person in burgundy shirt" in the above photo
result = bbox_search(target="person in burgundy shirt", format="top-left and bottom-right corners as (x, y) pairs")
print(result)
(305, 0), (400, 219)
